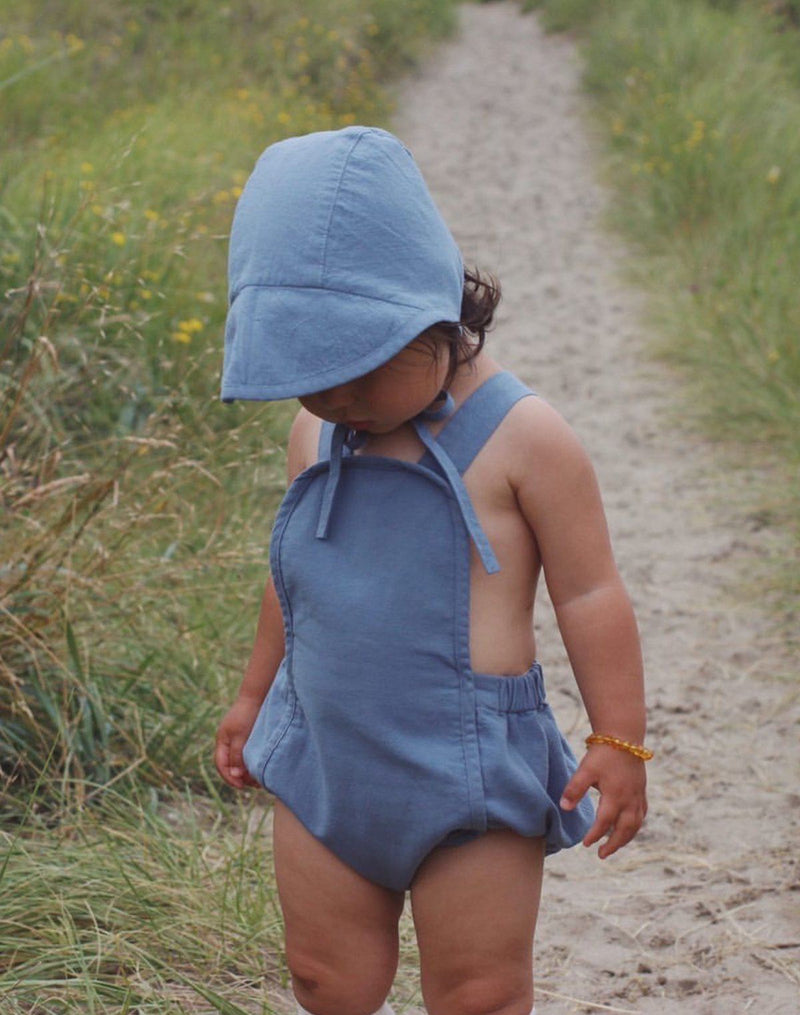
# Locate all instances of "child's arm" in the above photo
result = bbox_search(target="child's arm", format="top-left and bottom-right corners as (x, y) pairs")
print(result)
(509, 397), (648, 859)
(215, 576), (285, 788)
(214, 407), (319, 789)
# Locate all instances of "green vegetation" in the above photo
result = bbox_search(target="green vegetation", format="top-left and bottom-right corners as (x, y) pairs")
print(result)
(1, 788), (283, 1013)
(0, 0), (454, 1009)
(525, 0), (800, 609)
(5, 0), (798, 1006)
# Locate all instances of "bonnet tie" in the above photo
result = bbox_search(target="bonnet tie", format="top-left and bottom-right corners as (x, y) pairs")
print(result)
(315, 423), (347, 539)
(315, 403), (500, 576)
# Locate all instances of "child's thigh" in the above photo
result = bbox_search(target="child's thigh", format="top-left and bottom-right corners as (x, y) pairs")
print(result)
(272, 801), (405, 988)
(410, 830), (545, 1010)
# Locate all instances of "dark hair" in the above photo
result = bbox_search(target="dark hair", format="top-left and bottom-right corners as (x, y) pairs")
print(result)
(424, 267), (502, 387)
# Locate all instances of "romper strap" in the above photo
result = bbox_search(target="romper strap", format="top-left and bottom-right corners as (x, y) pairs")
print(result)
(412, 419), (500, 575)
(436, 371), (534, 475)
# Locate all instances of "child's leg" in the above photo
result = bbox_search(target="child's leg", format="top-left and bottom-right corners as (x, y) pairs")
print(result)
(273, 800), (405, 1015)
(410, 829), (545, 1015)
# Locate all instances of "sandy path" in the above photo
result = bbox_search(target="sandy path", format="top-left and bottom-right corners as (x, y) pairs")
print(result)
(390, 4), (799, 1013)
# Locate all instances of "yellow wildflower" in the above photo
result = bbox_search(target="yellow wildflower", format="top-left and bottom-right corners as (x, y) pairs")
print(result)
(81, 161), (94, 174)
(178, 318), (204, 333)
(111, 232), (126, 246)
(172, 331), (192, 344)
(144, 208), (160, 222)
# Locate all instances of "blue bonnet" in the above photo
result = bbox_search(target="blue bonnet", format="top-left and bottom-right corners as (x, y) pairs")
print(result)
(220, 126), (464, 402)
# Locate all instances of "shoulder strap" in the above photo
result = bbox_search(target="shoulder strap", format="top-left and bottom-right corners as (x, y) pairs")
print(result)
(317, 420), (336, 461)
(435, 371), (535, 475)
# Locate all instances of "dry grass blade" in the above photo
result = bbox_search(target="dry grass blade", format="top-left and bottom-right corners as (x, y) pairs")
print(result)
(536, 988), (642, 1013)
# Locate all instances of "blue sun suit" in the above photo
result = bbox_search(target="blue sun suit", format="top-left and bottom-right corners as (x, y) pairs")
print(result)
(243, 370), (594, 891)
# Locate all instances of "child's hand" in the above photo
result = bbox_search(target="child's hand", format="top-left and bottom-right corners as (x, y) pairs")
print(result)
(214, 697), (263, 789)
(559, 743), (648, 859)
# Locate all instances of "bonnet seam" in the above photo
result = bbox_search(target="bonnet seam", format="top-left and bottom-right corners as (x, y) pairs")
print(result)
(319, 129), (369, 288)
(229, 281), (428, 311)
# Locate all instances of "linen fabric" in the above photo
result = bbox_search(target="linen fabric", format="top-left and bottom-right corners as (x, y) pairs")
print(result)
(242, 371), (594, 891)
(221, 126), (464, 402)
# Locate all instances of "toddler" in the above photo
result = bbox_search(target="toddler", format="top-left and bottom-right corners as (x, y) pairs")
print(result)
(215, 126), (649, 1015)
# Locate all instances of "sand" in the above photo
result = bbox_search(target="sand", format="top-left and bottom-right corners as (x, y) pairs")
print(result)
(387, 3), (799, 1012)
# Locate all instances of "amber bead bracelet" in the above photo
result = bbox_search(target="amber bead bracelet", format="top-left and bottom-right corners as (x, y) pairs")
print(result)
(585, 733), (654, 761)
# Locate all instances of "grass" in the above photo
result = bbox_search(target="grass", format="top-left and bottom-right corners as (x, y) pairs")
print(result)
(0, 788), (285, 1012)
(524, 0), (800, 616)
(5, 0), (798, 1006)
(1, 0), (456, 798)
(1, 0), (456, 1008)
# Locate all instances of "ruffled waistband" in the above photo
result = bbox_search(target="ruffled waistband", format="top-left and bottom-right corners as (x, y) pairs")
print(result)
(472, 662), (547, 713)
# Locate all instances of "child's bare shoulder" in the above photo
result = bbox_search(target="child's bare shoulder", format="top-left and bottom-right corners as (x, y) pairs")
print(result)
(499, 392), (598, 494)
(287, 407), (323, 480)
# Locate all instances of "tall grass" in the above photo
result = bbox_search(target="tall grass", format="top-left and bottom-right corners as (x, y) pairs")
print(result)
(526, 0), (800, 611)
(1, 0), (456, 808)
(0, 788), (284, 1012)
(1, 0), (456, 1007)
